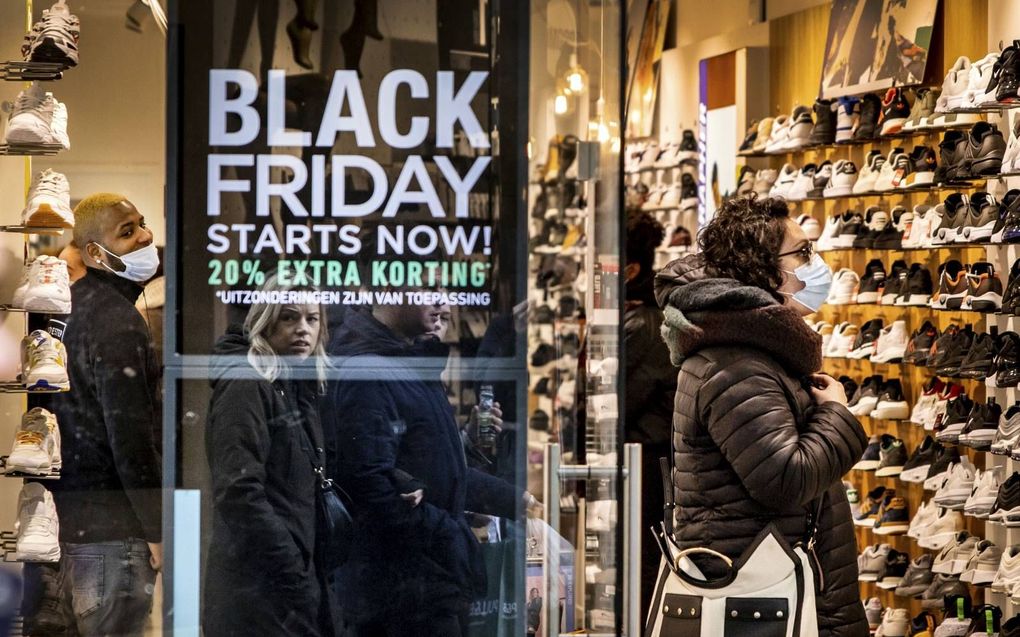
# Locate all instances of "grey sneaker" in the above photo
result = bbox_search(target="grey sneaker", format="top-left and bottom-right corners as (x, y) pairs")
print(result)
(920, 573), (968, 609)
(858, 543), (892, 581)
(895, 554), (934, 597)
(904, 87), (939, 130)
(864, 596), (884, 631)
(961, 539), (1001, 585)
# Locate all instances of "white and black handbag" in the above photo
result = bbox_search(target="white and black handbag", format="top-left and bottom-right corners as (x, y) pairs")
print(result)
(645, 459), (823, 637)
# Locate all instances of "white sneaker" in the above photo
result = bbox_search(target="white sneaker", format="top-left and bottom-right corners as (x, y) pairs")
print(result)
(933, 458), (977, 510)
(752, 169), (777, 197)
(964, 467), (1002, 518)
(7, 407), (60, 475)
(796, 214), (821, 240)
(20, 329), (69, 391)
(22, 169), (73, 228)
(764, 116), (791, 153)
(825, 322), (858, 358)
(786, 165), (816, 201)
(932, 532), (979, 575)
(878, 608), (910, 637)
(5, 83), (54, 145)
(908, 500), (938, 539)
(769, 163), (798, 198)
(992, 545), (1020, 593)
(816, 214), (839, 251)
(917, 508), (964, 550)
(872, 148), (906, 192)
(823, 159), (858, 197)
(902, 204), (934, 248)
(48, 97), (69, 150)
(12, 255), (72, 314)
(936, 56), (975, 113)
(962, 540), (1001, 585)
(826, 269), (859, 305)
(964, 52), (999, 108)
(870, 320), (908, 364)
(853, 150), (885, 194)
(14, 482), (59, 562)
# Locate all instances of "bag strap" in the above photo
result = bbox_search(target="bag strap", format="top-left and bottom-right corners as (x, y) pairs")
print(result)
(659, 457), (675, 536)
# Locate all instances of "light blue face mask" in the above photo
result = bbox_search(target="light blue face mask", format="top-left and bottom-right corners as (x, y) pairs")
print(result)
(781, 253), (832, 312)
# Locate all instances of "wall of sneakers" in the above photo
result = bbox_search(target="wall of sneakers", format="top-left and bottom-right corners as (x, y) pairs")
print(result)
(624, 129), (698, 271)
(738, 30), (1020, 633)
(0, 0), (78, 573)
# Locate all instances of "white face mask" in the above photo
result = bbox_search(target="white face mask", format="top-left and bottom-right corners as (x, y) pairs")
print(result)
(91, 242), (159, 283)
(780, 253), (833, 312)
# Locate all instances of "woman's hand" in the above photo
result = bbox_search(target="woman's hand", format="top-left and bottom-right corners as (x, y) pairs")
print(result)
(400, 489), (424, 507)
(809, 373), (848, 406)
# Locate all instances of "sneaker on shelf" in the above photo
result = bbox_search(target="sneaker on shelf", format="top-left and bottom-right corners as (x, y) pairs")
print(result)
(958, 399), (1002, 450)
(807, 160), (832, 198)
(960, 192), (1001, 243)
(849, 375), (884, 416)
(931, 259), (969, 309)
(933, 459), (977, 510)
(852, 206), (889, 249)
(865, 597), (884, 632)
(932, 132), (964, 184)
(845, 480), (861, 519)
(992, 545), (1020, 593)
(961, 539), (1001, 585)
(826, 268), (859, 305)
(20, 329), (68, 391)
(737, 121), (758, 154)
(677, 129), (698, 160)
(874, 495), (911, 535)
(993, 190), (1020, 243)
(751, 118), (774, 153)
(988, 471), (1020, 525)
(752, 168), (778, 197)
(879, 608), (911, 636)
(6, 407), (60, 476)
(854, 149), (885, 194)
(934, 394), (976, 443)
(835, 96), (860, 142)
(927, 324), (969, 375)
(1002, 117), (1020, 173)
(847, 320), (884, 361)
(906, 611), (936, 637)
(679, 173), (698, 209)
(859, 543), (892, 581)
(21, 169), (73, 228)
(785, 163), (817, 201)
(997, 336), (1020, 389)
(920, 203), (945, 248)
(871, 321), (909, 364)
(901, 145), (938, 189)
(992, 40), (1020, 103)
(807, 99), (836, 146)
(992, 403), (1020, 455)
(824, 322), (858, 358)
(877, 206), (912, 250)
(873, 148), (907, 192)
(815, 212), (841, 251)
(909, 376), (945, 425)
(896, 265), (934, 307)
(908, 500), (939, 540)
(24, 1), (80, 69)
(902, 204), (934, 248)
(904, 87), (939, 131)
(823, 159), (859, 197)
(856, 259), (887, 304)
(769, 163), (798, 198)
(829, 211), (864, 249)
(878, 549), (910, 590)
(13, 482), (59, 562)
(901, 436), (940, 483)
(895, 553), (934, 597)
(958, 331), (997, 380)
(764, 115), (791, 153)
(873, 433), (908, 475)
(919, 574), (967, 610)
(962, 121), (1007, 177)
(963, 52), (1000, 108)
(880, 259), (908, 302)
(785, 105), (813, 150)
(963, 605), (1001, 637)
(936, 56), (975, 113)
(853, 93), (882, 141)
(917, 508), (965, 550)
(11, 255), (71, 314)
(4, 83), (55, 145)
(965, 467), (1003, 520)
(924, 383), (965, 433)
(880, 87), (912, 135)
(854, 484), (889, 525)
(1004, 616), (1020, 637)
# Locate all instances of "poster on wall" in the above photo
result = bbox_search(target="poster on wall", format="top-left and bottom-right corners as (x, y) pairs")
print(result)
(819, 0), (938, 99)
(625, 0), (670, 138)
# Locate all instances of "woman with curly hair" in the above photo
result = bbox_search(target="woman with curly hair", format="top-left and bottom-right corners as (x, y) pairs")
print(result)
(653, 196), (869, 636)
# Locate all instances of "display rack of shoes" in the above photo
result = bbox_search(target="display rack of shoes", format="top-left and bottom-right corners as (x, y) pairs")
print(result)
(738, 52), (1020, 623)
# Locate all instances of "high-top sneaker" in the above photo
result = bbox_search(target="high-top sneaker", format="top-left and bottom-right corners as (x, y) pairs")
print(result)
(1000, 258), (1020, 313)
(835, 96), (859, 142)
(880, 87), (912, 135)
(807, 99), (836, 146)
(962, 261), (1003, 312)
(854, 93), (882, 140)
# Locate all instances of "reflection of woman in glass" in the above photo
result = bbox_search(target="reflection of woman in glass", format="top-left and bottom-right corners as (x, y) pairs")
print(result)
(526, 587), (542, 637)
(203, 276), (332, 636)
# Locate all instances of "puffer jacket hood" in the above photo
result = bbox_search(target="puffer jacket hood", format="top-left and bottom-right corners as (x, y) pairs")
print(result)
(654, 253), (822, 376)
(210, 326), (259, 387)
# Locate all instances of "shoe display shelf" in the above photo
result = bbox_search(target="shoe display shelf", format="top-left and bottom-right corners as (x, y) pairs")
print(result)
(0, 61), (63, 83)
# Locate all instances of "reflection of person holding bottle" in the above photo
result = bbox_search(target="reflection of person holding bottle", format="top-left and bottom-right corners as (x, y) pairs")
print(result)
(322, 290), (529, 635)
(203, 275), (332, 636)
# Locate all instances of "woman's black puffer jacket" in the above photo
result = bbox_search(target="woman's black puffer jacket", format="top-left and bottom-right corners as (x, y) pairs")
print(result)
(654, 254), (869, 637)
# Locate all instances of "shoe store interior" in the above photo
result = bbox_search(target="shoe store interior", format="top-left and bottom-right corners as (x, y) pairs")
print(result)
(6, 0), (1020, 636)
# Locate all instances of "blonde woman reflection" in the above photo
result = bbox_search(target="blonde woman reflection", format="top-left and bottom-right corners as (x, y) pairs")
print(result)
(202, 275), (333, 637)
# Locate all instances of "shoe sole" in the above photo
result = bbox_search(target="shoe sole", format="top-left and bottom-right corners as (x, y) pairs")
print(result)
(872, 523), (908, 535)
(874, 465), (904, 477)
(881, 118), (907, 135)
(899, 465), (931, 482)
(23, 204), (73, 229)
(870, 405), (909, 419)
(19, 293), (71, 314)
(851, 460), (881, 471)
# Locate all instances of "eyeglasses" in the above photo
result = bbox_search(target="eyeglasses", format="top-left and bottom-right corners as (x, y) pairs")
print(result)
(778, 244), (814, 263)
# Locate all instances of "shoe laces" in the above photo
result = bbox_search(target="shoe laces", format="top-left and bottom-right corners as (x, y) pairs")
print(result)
(12, 89), (49, 116)
(32, 171), (66, 198)
(14, 431), (44, 448)
(28, 336), (61, 367)
(21, 499), (55, 536)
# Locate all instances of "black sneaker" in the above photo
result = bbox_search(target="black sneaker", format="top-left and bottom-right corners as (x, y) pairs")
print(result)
(900, 435), (939, 483)
(991, 189), (1020, 243)
(1005, 615), (1020, 637)
(935, 130), (968, 184)
(832, 210), (864, 247)
(853, 207), (889, 249)
(960, 192), (1000, 243)
(958, 330), (998, 380)
(1002, 259), (1020, 313)
(962, 121), (1007, 177)
(877, 549), (910, 590)
(990, 472), (1020, 522)
(894, 554), (934, 597)
(879, 87), (911, 136)
(856, 258), (887, 303)
(906, 610), (935, 634)
(848, 320), (885, 359)
(965, 606), (1002, 637)
(964, 261), (1004, 312)
(924, 444), (962, 486)
(852, 434), (883, 471)
(958, 398), (1001, 450)
(848, 374), (884, 416)
(934, 324), (976, 377)
(991, 40), (1020, 102)
(854, 93), (883, 140)
(927, 324), (965, 371)
(681, 172), (697, 203)
(935, 394), (976, 443)
(808, 99), (837, 146)
(919, 574), (968, 610)
(902, 145), (938, 188)
(737, 120), (758, 152)
(873, 213), (906, 250)
(808, 160), (832, 198)
(679, 129), (697, 160)
(990, 331), (1020, 387)
(896, 263), (933, 307)
(880, 260), (909, 303)
(837, 375), (858, 400)
(904, 319), (939, 365)
(874, 433), (908, 475)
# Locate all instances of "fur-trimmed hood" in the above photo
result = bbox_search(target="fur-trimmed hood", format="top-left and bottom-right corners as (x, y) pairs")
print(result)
(653, 253), (822, 376)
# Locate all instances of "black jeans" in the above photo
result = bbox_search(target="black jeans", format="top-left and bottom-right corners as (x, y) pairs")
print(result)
(22, 539), (157, 637)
